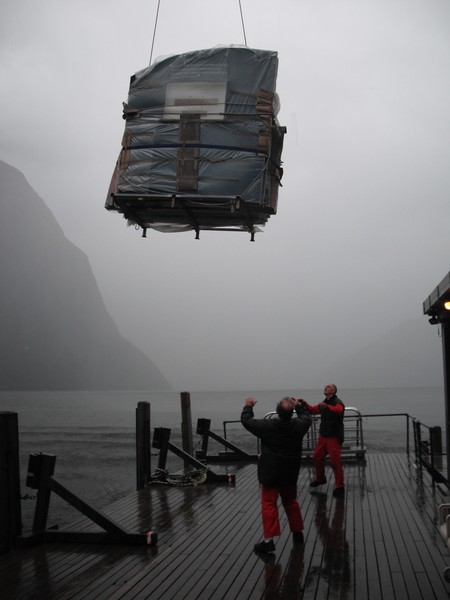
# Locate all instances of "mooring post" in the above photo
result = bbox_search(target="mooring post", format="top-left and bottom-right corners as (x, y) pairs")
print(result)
(197, 418), (211, 458)
(0, 412), (22, 554)
(136, 401), (151, 490)
(29, 453), (56, 534)
(180, 392), (194, 460)
(153, 427), (171, 471)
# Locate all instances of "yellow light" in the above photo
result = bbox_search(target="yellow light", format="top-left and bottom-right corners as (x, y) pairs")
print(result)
(445, 301), (450, 311)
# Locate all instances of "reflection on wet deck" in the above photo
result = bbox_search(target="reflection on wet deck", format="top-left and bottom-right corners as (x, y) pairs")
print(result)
(1, 453), (449, 599)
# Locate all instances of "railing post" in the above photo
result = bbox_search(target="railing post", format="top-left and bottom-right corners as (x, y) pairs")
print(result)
(416, 421), (422, 470)
(180, 392), (194, 459)
(0, 412), (22, 554)
(358, 414), (364, 451)
(430, 427), (436, 487)
(430, 426), (443, 485)
(430, 426), (442, 455)
(29, 453), (56, 533)
(412, 419), (419, 467)
(136, 401), (151, 490)
(441, 319), (450, 486)
(406, 415), (410, 455)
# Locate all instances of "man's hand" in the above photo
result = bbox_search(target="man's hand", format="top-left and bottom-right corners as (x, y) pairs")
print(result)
(245, 397), (256, 407)
(291, 397), (305, 407)
(319, 402), (327, 410)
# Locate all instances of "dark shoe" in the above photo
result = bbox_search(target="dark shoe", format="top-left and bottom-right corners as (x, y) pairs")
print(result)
(310, 479), (326, 488)
(254, 540), (275, 553)
(333, 487), (345, 497)
(293, 531), (304, 544)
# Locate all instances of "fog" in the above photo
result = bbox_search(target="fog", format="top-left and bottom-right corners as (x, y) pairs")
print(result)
(1, 0), (449, 390)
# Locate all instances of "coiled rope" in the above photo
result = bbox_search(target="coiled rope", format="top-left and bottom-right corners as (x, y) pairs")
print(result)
(149, 467), (208, 486)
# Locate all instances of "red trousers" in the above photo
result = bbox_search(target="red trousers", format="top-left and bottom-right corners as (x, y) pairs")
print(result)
(261, 485), (304, 538)
(313, 435), (344, 489)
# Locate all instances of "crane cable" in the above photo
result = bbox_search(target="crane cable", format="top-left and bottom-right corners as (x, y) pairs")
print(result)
(239, 0), (248, 46)
(149, 0), (161, 65)
(149, 0), (248, 66)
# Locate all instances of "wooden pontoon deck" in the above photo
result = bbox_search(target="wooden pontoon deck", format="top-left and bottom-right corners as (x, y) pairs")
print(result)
(1, 453), (449, 599)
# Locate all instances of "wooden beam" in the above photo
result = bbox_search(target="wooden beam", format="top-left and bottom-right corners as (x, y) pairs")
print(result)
(196, 418), (253, 458)
(49, 478), (128, 535)
(207, 429), (253, 457)
(165, 441), (227, 483)
(152, 427), (228, 483)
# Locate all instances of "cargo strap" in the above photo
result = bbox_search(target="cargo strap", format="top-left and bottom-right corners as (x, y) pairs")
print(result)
(177, 113), (200, 191)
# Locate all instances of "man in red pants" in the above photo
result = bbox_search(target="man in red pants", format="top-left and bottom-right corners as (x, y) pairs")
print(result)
(241, 396), (311, 553)
(299, 384), (345, 497)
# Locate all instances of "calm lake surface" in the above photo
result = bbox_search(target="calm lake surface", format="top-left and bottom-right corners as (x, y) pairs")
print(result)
(0, 387), (445, 528)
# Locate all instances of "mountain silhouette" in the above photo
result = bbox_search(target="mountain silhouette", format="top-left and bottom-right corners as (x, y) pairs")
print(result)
(328, 317), (443, 389)
(0, 161), (169, 390)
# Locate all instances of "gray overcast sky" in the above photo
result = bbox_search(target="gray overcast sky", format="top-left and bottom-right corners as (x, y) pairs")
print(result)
(0, 0), (449, 390)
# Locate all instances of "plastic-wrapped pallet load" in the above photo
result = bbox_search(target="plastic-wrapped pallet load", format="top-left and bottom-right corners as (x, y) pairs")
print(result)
(106, 46), (286, 239)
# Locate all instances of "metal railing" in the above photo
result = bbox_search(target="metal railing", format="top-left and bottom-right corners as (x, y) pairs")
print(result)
(361, 413), (411, 453)
(223, 407), (366, 460)
(360, 413), (445, 486)
(223, 410), (447, 486)
(262, 407), (366, 459)
(411, 419), (446, 486)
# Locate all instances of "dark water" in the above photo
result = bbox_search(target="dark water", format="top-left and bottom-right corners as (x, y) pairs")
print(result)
(0, 387), (444, 529)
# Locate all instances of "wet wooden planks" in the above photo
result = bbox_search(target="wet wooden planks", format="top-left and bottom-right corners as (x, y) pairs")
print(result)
(1, 453), (449, 599)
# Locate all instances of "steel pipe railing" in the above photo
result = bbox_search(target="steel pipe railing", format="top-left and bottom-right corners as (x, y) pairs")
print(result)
(222, 411), (447, 486)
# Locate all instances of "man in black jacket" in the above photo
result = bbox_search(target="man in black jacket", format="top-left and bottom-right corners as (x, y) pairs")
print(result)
(241, 396), (311, 553)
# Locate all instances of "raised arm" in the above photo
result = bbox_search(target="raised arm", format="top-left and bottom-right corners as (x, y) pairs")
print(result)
(293, 397), (321, 415)
(291, 398), (312, 434)
(241, 397), (271, 437)
(323, 403), (344, 414)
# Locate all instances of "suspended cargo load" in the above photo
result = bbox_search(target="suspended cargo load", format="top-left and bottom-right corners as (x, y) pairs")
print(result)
(106, 46), (286, 240)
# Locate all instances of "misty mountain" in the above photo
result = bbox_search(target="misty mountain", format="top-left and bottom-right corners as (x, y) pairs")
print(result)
(0, 161), (169, 390)
(328, 317), (444, 389)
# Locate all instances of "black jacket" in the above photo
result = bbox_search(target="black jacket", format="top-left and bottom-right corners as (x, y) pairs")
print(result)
(316, 395), (345, 444)
(241, 404), (311, 487)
